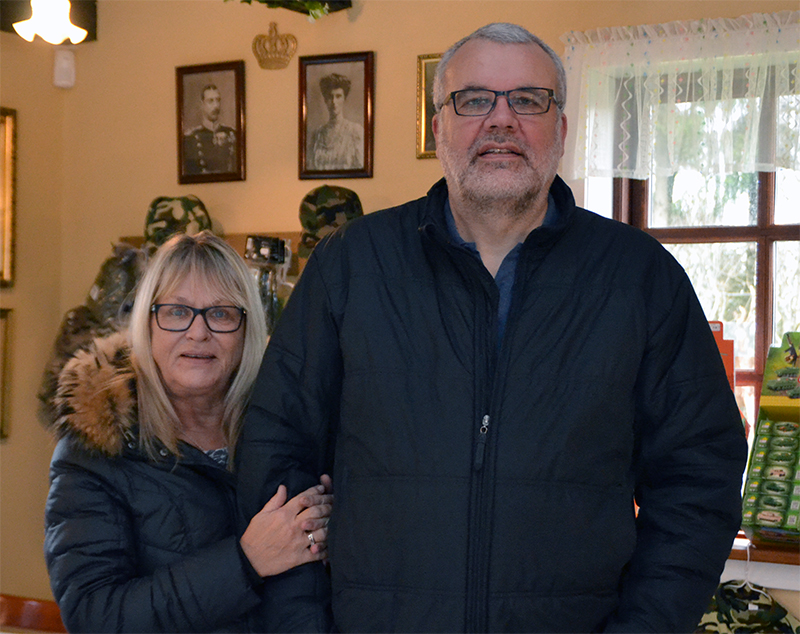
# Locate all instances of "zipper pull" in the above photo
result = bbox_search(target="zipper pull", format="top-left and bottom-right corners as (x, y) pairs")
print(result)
(474, 414), (490, 471)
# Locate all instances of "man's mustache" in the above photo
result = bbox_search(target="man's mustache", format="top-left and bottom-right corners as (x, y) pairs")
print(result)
(469, 134), (530, 164)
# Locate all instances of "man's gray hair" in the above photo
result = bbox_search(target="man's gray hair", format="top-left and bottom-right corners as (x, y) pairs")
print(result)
(433, 23), (566, 113)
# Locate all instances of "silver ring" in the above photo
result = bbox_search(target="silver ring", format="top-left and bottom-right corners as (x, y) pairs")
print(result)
(307, 532), (316, 545)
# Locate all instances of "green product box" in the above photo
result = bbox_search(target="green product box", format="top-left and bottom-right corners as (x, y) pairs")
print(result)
(740, 333), (800, 544)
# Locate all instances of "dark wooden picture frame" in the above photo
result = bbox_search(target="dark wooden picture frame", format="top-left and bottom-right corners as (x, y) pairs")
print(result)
(177, 61), (245, 184)
(416, 54), (440, 159)
(1, 108), (16, 287)
(299, 51), (374, 179)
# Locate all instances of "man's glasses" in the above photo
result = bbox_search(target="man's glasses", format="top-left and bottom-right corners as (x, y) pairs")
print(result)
(443, 88), (559, 117)
(151, 304), (246, 333)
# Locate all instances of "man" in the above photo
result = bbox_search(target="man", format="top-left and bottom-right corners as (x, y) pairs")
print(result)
(308, 73), (364, 171)
(237, 23), (747, 633)
(183, 84), (236, 174)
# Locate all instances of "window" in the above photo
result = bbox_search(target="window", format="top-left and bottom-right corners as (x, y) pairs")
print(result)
(564, 11), (800, 428)
(609, 173), (798, 428)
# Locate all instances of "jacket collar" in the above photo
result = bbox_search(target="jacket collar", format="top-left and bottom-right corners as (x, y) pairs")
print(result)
(419, 175), (576, 248)
(53, 331), (137, 457)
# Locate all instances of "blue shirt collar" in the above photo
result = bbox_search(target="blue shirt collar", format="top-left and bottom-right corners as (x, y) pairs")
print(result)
(444, 193), (559, 250)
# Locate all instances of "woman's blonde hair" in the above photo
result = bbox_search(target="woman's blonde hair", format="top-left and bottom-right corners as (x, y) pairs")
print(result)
(128, 231), (267, 461)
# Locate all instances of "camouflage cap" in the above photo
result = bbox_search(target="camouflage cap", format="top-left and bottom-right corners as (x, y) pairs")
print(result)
(298, 185), (363, 258)
(143, 196), (213, 251)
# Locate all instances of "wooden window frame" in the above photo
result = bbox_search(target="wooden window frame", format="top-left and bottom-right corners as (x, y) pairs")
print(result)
(614, 174), (800, 566)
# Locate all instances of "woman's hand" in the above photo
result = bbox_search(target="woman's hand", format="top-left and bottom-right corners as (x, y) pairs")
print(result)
(240, 481), (333, 578)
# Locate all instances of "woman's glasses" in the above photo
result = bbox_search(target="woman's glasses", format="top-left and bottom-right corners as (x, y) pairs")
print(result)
(151, 304), (246, 333)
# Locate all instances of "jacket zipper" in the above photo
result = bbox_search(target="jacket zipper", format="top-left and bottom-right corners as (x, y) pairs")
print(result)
(473, 414), (490, 470)
(423, 221), (496, 632)
(468, 281), (498, 632)
(422, 192), (556, 633)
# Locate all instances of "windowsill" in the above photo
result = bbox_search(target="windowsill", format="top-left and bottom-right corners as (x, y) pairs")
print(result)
(723, 536), (799, 591)
(722, 533), (799, 592)
(729, 534), (799, 566)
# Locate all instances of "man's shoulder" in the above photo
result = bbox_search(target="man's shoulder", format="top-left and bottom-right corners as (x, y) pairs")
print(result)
(185, 125), (235, 138)
(349, 180), (444, 228)
(185, 126), (209, 138)
(311, 187), (440, 264)
(565, 207), (687, 288)
(353, 187), (440, 232)
(571, 206), (663, 250)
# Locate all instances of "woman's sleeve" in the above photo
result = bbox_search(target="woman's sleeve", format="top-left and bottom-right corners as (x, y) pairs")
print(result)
(44, 440), (261, 633)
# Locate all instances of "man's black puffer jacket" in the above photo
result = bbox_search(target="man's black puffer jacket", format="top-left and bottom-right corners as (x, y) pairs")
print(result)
(237, 177), (747, 633)
(44, 332), (262, 633)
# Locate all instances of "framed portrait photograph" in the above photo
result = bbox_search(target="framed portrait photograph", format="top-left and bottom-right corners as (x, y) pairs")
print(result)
(299, 51), (374, 179)
(176, 61), (245, 184)
(416, 54), (440, 159)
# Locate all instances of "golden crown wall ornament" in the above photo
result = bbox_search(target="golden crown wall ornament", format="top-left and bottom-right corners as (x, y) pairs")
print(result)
(253, 22), (297, 70)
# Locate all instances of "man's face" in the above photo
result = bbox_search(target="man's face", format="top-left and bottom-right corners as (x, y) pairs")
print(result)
(432, 40), (567, 209)
(201, 89), (221, 123)
(324, 88), (346, 118)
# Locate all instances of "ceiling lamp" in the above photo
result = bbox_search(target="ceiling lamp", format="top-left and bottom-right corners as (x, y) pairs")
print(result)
(13, 0), (87, 45)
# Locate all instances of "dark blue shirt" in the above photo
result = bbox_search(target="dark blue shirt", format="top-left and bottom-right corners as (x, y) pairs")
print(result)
(444, 195), (558, 345)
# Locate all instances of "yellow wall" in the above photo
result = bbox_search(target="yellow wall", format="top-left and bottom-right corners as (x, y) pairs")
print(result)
(0, 32), (67, 600)
(1, 0), (797, 615)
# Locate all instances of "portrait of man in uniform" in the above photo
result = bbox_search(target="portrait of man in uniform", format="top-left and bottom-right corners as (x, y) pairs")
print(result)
(177, 61), (245, 184)
(183, 84), (236, 174)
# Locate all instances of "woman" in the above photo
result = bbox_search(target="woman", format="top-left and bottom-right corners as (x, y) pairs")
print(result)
(309, 73), (364, 171)
(44, 231), (332, 633)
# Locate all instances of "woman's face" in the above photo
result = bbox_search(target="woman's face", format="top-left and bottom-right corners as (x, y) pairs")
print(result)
(150, 273), (245, 405)
(324, 88), (346, 118)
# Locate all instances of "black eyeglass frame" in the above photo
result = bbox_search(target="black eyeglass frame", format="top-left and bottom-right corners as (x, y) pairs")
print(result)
(150, 304), (247, 333)
(442, 87), (560, 116)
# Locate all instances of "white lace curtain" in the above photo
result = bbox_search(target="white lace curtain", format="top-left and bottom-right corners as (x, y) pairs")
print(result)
(560, 11), (800, 180)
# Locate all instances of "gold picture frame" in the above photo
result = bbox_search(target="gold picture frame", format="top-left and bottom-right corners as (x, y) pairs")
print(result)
(0, 308), (10, 440)
(1, 108), (16, 287)
(416, 54), (440, 159)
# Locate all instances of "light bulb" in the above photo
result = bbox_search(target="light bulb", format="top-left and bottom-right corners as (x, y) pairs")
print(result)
(13, 0), (87, 45)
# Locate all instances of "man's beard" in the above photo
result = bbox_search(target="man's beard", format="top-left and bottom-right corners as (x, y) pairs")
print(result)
(439, 132), (561, 218)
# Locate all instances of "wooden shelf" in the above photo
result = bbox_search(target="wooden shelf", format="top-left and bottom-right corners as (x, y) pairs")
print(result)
(121, 231), (307, 277)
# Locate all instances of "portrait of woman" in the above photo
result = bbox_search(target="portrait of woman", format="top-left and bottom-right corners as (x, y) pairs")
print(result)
(299, 52), (374, 179)
(309, 73), (364, 171)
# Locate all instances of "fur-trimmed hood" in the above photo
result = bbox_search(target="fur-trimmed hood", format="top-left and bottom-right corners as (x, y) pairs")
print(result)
(52, 331), (138, 456)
